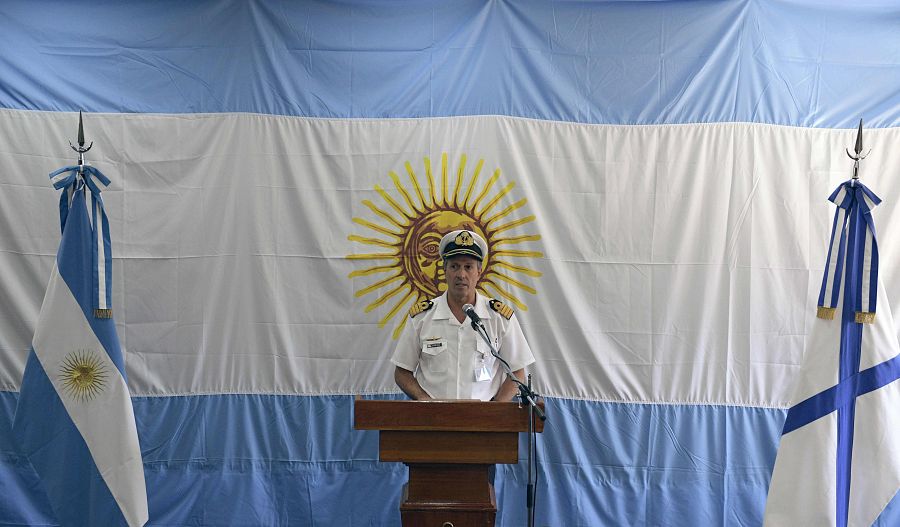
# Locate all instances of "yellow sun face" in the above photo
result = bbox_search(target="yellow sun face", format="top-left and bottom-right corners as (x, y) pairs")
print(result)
(59, 349), (109, 402)
(347, 153), (543, 338)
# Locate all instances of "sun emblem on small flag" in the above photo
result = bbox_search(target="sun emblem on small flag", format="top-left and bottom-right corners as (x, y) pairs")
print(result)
(59, 349), (109, 402)
(347, 153), (543, 338)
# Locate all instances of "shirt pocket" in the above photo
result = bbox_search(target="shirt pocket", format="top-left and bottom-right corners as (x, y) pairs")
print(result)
(421, 338), (449, 373)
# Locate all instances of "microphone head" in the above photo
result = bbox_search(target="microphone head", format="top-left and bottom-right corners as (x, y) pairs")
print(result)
(461, 303), (481, 324)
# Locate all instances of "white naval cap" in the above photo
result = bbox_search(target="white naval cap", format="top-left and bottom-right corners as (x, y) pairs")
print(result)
(438, 229), (487, 261)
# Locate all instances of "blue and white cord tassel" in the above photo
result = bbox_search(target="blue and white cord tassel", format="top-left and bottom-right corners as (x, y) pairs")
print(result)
(49, 164), (113, 319)
(816, 180), (880, 324)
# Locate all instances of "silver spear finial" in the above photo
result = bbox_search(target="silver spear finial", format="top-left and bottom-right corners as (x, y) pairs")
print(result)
(846, 119), (871, 183)
(68, 111), (93, 174)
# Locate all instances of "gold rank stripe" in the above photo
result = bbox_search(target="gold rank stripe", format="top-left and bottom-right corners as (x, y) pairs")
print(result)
(408, 300), (433, 318)
(489, 299), (513, 320)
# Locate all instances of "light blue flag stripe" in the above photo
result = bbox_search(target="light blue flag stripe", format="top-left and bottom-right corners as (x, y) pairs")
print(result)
(0, 1), (899, 127)
(1, 393), (780, 525)
(2, 392), (899, 526)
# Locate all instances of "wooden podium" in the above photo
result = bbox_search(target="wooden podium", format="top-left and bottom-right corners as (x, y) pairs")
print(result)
(354, 398), (543, 526)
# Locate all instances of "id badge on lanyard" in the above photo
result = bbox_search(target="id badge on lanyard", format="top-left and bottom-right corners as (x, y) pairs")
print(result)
(474, 338), (496, 382)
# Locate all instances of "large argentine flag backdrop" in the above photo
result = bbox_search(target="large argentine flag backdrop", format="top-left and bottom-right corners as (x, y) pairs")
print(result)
(1, 1), (900, 525)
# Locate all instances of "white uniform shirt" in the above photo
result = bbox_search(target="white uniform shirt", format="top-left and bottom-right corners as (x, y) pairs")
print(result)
(391, 292), (535, 400)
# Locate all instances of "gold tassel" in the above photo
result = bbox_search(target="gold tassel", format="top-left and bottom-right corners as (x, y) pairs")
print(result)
(816, 306), (836, 320)
(94, 308), (113, 319)
(855, 311), (875, 324)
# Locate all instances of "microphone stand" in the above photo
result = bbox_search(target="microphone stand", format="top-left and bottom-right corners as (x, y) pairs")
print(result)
(469, 317), (545, 527)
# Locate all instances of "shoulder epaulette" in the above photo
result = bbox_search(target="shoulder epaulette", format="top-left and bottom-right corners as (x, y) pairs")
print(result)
(408, 300), (434, 319)
(489, 299), (514, 320)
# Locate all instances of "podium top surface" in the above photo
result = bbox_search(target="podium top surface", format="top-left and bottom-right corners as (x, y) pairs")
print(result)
(353, 399), (544, 433)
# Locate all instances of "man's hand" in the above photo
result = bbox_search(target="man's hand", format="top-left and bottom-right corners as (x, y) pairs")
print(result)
(394, 366), (433, 400)
(492, 368), (526, 402)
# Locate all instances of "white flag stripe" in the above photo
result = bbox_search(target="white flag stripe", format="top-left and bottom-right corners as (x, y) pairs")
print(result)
(849, 386), (900, 526)
(94, 198), (108, 311)
(31, 267), (148, 527)
(823, 207), (847, 308)
(764, 413), (838, 526)
(4, 111), (900, 407)
(861, 227), (873, 316)
(861, 282), (900, 371)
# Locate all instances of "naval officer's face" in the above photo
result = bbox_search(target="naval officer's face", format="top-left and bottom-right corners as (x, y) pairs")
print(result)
(444, 255), (481, 303)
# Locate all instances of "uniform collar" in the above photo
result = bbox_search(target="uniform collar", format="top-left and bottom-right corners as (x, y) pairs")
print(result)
(433, 291), (490, 320)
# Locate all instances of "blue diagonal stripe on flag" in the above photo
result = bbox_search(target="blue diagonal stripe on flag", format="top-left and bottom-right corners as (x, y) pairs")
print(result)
(782, 355), (900, 435)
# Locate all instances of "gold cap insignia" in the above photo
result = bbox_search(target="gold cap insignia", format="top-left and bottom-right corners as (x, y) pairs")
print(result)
(455, 231), (474, 246)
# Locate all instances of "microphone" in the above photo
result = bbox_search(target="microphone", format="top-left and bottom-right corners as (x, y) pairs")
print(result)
(462, 304), (481, 325)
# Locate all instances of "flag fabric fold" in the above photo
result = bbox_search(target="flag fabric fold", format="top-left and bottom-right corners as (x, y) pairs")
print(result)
(12, 170), (147, 526)
(765, 180), (900, 527)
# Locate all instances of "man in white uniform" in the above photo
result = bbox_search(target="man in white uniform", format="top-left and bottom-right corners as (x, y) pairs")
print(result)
(392, 229), (535, 401)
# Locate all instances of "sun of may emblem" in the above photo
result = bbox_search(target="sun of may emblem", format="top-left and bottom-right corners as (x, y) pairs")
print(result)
(59, 349), (109, 402)
(347, 153), (543, 339)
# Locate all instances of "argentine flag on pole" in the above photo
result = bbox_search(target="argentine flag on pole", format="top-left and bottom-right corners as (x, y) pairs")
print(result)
(765, 170), (900, 525)
(11, 157), (148, 526)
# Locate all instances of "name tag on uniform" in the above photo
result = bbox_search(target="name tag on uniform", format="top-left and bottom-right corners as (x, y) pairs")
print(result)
(422, 337), (446, 355)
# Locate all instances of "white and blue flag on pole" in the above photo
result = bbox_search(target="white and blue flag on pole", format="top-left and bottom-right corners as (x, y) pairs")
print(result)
(764, 178), (900, 526)
(11, 160), (148, 526)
